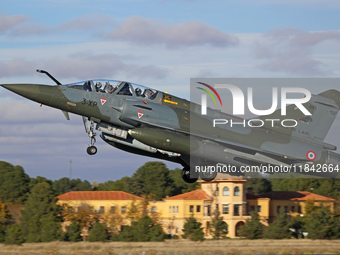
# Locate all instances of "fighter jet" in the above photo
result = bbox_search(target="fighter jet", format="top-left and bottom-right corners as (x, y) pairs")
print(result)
(2, 70), (340, 183)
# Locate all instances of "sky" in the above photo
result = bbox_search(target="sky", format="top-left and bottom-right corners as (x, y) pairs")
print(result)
(0, 0), (340, 183)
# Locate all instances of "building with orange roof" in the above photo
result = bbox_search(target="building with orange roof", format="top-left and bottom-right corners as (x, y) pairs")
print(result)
(58, 191), (142, 201)
(147, 189), (210, 237)
(248, 190), (335, 223)
(57, 179), (336, 239)
(147, 178), (252, 238)
(57, 190), (144, 238)
(58, 191), (142, 214)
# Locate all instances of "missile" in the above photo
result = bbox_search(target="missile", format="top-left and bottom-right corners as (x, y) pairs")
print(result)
(128, 128), (197, 154)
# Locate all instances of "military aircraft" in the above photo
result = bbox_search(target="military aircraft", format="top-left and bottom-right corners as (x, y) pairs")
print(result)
(2, 70), (340, 183)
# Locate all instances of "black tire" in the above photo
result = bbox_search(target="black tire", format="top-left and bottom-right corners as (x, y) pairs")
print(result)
(181, 168), (198, 183)
(87, 146), (97, 155)
(200, 170), (217, 182)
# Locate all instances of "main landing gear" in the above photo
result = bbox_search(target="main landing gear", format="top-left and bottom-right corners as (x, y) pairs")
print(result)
(181, 166), (218, 183)
(83, 117), (98, 155)
(181, 167), (198, 183)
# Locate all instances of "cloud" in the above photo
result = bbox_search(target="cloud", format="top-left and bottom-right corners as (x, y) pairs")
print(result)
(0, 59), (36, 77)
(44, 52), (168, 80)
(57, 14), (115, 32)
(105, 16), (239, 48)
(3, 14), (115, 37)
(0, 52), (167, 80)
(254, 28), (340, 76)
(0, 14), (28, 33)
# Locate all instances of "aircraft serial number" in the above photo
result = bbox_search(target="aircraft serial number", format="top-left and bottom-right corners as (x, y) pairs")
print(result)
(82, 98), (98, 107)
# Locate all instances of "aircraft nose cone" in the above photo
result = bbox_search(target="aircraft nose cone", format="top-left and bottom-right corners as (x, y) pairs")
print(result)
(2, 84), (39, 97)
(1, 84), (54, 105)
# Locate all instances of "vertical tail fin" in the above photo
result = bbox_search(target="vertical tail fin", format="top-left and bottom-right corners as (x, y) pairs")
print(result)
(261, 89), (340, 142)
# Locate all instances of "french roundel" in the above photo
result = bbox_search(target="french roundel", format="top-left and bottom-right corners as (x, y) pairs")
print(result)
(306, 151), (316, 161)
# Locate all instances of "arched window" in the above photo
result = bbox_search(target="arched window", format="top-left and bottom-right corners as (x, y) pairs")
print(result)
(234, 186), (240, 196)
(223, 186), (229, 196)
(215, 186), (219, 196)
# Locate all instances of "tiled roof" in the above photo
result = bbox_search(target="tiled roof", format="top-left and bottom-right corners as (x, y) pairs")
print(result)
(260, 191), (335, 201)
(165, 189), (211, 200)
(246, 193), (270, 200)
(58, 191), (142, 201)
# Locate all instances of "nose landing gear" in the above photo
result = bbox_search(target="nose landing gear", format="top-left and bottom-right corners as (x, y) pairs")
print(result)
(83, 117), (98, 155)
(87, 144), (97, 155)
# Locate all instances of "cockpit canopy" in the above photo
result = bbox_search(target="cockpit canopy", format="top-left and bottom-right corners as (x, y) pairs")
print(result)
(66, 80), (159, 100)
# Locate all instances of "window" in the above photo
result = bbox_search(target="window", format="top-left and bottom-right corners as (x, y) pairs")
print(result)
(206, 205), (211, 216)
(298, 206), (302, 213)
(234, 204), (240, 216)
(176, 206), (179, 213)
(291, 206), (295, 212)
(99, 206), (105, 213)
(110, 206), (116, 213)
(121, 206), (127, 213)
(173, 206), (176, 213)
(73, 80), (120, 94)
(90, 206), (94, 213)
(67, 206), (75, 213)
(151, 206), (157, 213)
(223, 186), (229, 196)
(215, 186), (219, 196)
(223, 204), (229, 214)
(117, 82), (133, 96)
(190, 205), (194, 213)
(257, 206), (261, 213)
(234, 186), (240, 196)
(169, 206), (172, 213)
(196, 205), (201, 213)
(284, 206), (288, 213)
(277, 206), (281, 214)
(250, 205), (255, 212)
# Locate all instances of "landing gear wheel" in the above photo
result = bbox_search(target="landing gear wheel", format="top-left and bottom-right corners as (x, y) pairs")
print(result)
(87, 146), (97, 155)
(200, 170), (217, 182)
(83, 117), (98, 155)
(181, 168), (198, 183)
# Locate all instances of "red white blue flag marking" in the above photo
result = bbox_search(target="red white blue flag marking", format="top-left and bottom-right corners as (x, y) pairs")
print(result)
(306, 151), (316, 161)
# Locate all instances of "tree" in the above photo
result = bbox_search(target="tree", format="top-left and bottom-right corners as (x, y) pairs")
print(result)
(209, 209), (228, 239)
(289, 215), (305, 239)
(101, 212), (123, 236)
(97, 177), (131, 192)
(332, 215), (340, 239)
(88, 222), (108, 242)
(304, 199), (316, 215)
(239, 212), (264, 239)
(113, 215), (165, 242)
(0, 201), (11, 225)
(4, 223), (24, 245)
(20, 182), (63, 242)
(52, 177), (92, 195)
(264, 211), (291, 239)
(245, 178), (271, 195)
(168, 168), (199, 195)
(0, 223), (5, 243)
(305, 206), (334, 239)
(127, 200), (143, 221)
(61, 202), (99, 238)
(182, 217), (204, 241)
(0, 161), (30, 204)
(127, 162), (175, 200)
(66, 221), (82, 242)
